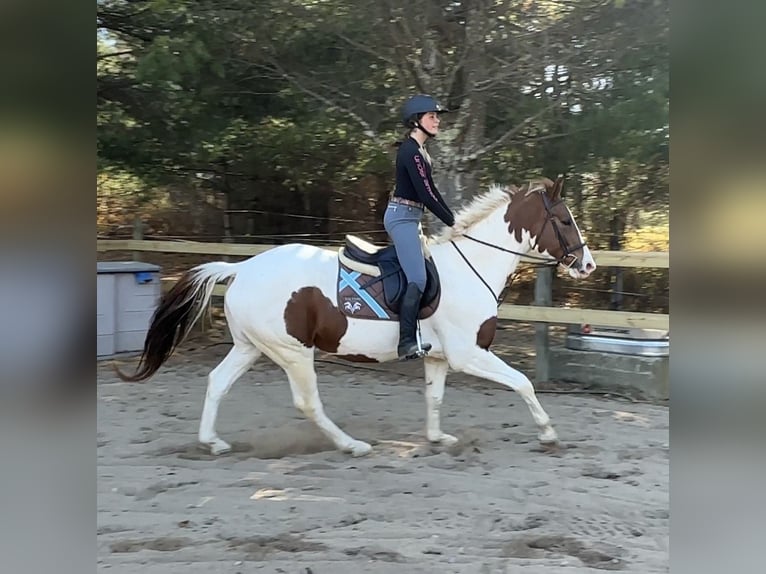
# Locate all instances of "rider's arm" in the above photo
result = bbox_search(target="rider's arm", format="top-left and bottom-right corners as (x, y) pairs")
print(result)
(403, 151), (455, 227)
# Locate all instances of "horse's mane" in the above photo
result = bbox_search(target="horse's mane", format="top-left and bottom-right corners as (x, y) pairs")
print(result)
(429, 184), (515, 244)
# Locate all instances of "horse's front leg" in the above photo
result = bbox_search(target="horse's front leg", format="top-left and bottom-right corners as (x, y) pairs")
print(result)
(455, 350), (558, 445)
(424, 357), (458, 446)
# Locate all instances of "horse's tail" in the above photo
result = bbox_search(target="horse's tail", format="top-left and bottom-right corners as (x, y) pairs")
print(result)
(115, 261), (241, 382)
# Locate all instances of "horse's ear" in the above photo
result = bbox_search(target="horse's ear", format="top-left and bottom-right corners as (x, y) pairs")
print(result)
(551, 174), (564, 200)
(524, 180), (544, 196)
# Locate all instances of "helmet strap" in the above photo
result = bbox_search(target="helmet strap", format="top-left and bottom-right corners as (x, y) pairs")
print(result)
(414, 120), (436, 138)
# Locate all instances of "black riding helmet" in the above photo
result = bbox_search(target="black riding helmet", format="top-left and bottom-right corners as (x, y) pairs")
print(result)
(401, 94), (448, 137)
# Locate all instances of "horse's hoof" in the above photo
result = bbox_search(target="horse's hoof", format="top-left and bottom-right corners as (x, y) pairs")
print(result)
(538, 427), (559, 444)
(207, 439), (232, 456)
(344, 440), (372, 457)
(429, 433), (459, 446)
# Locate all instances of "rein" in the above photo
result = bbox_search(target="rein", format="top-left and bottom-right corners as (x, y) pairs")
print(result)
(461, 233), (559, 265)
(450, 235), (557, 306)
(449, 239), (501, 304)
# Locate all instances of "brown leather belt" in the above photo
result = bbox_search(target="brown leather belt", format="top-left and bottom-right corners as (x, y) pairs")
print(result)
(389, 196), (424, 209)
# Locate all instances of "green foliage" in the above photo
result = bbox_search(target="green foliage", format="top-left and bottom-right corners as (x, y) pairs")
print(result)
(97, 0), (668, 259)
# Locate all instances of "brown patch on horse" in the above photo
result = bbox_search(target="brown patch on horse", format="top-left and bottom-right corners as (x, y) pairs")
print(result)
(503, 176), (581, 262)
(335, 354), (379, 363)
(504, 179), (552, 243)
(284, 287), (348, 353)
(504, 187), (538, 243)
(476, 316), (497, 350)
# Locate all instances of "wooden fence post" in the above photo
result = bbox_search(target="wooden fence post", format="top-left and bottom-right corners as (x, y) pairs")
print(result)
(534, 267), (553, 384)
(132, 215), (144, 262)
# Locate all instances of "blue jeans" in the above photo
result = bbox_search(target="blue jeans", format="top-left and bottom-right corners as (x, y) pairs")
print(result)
(383, 201), (427, 292)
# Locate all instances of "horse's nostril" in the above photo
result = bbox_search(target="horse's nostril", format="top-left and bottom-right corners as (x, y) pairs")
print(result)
(585, 262), (595, 272)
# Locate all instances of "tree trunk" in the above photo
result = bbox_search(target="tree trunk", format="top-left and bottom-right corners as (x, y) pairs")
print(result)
(428, 0), (489, 211)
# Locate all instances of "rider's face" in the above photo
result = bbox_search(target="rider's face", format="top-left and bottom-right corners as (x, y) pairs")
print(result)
(419, 111), (440, 134)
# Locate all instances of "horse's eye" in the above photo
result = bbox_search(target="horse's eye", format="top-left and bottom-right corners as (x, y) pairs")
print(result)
(561, 219), (572, 226)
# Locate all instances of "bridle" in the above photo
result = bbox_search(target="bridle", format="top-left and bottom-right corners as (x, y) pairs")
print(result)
(449, 190), (587, 304)
(537, 190), (586, 270)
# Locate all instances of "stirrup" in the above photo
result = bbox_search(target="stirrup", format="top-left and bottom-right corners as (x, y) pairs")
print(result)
(416, 328), (432, 356)
(398, 345), (430, 361)
(398, 330), (432, 361)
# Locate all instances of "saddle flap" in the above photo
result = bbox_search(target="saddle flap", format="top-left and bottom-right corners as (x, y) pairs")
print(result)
(375, 257), (440, 315)
(377, 260), (405, 309)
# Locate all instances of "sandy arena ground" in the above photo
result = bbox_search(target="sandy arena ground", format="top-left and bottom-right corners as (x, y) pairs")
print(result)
(97, 326), (668, 573)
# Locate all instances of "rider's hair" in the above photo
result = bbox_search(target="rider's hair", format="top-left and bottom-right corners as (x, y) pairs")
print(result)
(392, 113), (425, 148)
(392, 128), (410, 148)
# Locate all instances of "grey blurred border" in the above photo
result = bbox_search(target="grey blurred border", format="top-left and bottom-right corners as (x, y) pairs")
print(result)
(0, 1), (94, 574)
(672, 1), (766, 573)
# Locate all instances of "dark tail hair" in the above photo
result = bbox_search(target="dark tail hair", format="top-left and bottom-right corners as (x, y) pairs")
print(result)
(114, 262), (239, 382)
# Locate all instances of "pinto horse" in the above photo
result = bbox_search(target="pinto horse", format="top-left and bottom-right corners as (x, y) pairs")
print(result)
(118, 176), (596, 456)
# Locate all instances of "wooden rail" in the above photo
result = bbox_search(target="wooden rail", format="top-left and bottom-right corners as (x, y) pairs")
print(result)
(498, 305), (668, 330)
(97, 239), (669, 268)
(100, 238), (668, 328)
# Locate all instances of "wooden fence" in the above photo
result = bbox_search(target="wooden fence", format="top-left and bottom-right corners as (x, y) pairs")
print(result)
(98, 239), (669, 381)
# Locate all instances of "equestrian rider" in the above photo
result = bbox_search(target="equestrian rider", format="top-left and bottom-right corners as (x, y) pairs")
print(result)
(383, 94), (456, 360)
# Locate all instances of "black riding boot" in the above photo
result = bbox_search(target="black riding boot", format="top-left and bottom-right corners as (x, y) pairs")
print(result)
(397, 282), (432, 360)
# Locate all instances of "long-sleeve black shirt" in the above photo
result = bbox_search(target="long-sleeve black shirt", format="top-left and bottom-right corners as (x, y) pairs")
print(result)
(393, 137), (455, 227)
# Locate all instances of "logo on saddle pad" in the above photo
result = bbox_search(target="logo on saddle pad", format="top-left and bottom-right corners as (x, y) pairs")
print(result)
(337, 235), (440, 321)
(342, 298), (363, 314)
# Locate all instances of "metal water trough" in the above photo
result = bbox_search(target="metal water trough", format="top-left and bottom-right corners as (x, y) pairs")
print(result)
(566, 324), (669, 357)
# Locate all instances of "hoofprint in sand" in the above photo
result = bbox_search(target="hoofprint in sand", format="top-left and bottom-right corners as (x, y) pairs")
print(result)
(98, 340), (668, 574)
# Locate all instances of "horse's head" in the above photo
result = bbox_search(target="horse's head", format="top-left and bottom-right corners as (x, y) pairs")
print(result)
(506, 176), (596, 279)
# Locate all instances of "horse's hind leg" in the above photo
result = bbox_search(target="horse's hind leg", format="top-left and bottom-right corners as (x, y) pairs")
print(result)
(277, 349), (372, 457)
(198, 342), (261, 455)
